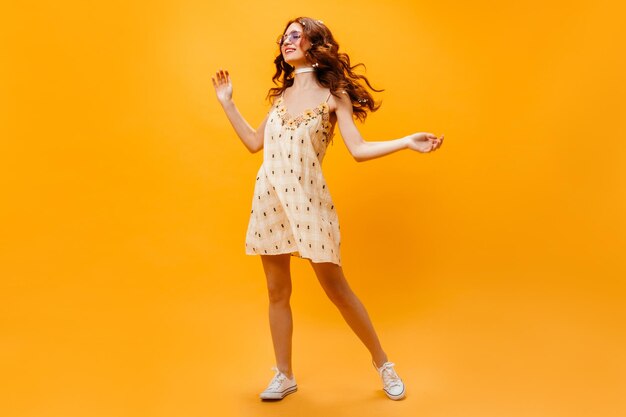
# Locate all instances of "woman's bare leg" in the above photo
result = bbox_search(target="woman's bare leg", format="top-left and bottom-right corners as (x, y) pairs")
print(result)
(261, 254), (294, 378)
(308, 260), (388, 368)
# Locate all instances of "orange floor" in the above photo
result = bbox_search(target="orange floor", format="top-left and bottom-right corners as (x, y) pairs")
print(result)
(2, 259), (624, 417)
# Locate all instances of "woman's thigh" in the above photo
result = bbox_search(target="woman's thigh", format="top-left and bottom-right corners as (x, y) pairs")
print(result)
(308, 260), (353, 300)
(261, 254), (292, 300)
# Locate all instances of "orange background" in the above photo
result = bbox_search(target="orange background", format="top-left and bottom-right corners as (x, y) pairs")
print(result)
(2, 1), (625, 416)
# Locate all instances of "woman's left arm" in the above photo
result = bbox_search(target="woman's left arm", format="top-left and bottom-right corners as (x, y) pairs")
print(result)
(334, 91), (444, 162)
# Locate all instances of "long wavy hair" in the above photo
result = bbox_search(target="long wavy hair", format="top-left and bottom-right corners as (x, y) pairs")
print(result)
(267, 17), (383, 122)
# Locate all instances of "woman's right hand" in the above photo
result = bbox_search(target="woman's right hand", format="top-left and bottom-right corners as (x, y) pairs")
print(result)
(406, 132), (444, 153)
(211, 69), (233, 104)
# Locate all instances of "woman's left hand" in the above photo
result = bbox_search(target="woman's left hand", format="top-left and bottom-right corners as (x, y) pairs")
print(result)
(406, 132), (444, 153)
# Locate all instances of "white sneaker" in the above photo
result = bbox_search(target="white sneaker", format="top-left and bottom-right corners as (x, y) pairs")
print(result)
(259, 367), (297, 400)
(374, 361), (406, 400)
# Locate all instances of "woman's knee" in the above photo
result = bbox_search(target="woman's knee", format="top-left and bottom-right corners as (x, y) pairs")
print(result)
(266, 280), (292, 304)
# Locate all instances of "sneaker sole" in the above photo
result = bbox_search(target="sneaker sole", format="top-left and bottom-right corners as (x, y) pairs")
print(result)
(260, 385), (298, 400)
(384, 387), (406, 400)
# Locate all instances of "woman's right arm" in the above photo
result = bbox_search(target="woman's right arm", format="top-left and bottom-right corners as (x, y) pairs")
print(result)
(212, 69), (266, 154)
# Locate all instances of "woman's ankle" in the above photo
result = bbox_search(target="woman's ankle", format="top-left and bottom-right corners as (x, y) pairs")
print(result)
(372, 352), (389, 369)
(277, 366), (293, 379)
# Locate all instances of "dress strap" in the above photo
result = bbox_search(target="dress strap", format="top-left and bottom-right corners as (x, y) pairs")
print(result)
(325, 91), (332, 102)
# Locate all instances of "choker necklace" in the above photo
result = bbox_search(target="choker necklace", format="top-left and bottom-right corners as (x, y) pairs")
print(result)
(294, 67), (315, 74)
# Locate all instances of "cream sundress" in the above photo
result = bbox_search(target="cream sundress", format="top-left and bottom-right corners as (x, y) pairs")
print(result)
(245, 90), (342, 266)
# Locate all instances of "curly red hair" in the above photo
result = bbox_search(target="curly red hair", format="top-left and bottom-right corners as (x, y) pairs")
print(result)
(267, 17), (383, 122)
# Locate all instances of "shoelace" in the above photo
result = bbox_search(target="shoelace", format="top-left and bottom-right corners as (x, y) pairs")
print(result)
(379, 362), (403, 389)
(266, 367), (287, 391)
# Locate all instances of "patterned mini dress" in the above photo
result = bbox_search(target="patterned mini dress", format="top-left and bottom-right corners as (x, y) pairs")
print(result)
(245, 90), (342, 266)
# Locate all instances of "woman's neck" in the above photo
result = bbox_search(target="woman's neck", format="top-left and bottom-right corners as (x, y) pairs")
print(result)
(291, 71), (318, 89)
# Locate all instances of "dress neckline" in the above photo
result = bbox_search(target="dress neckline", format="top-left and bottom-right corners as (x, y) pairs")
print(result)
(277, 95), (328, 122)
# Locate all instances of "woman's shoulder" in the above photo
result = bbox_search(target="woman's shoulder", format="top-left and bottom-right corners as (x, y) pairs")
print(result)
(328, 89), (351, 112)
(328, 88), (349, 98)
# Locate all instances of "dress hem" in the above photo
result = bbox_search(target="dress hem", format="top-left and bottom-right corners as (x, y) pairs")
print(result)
(245, 250), (341, 267)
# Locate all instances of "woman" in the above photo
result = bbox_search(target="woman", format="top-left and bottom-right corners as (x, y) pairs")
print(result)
(212, 16), (443, 401)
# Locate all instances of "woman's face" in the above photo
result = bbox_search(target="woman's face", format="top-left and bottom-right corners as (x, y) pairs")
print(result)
(280, 22), (311, 66)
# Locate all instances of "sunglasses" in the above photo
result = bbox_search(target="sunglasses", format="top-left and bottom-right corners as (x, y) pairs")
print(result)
(276, 30), (303, 46)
